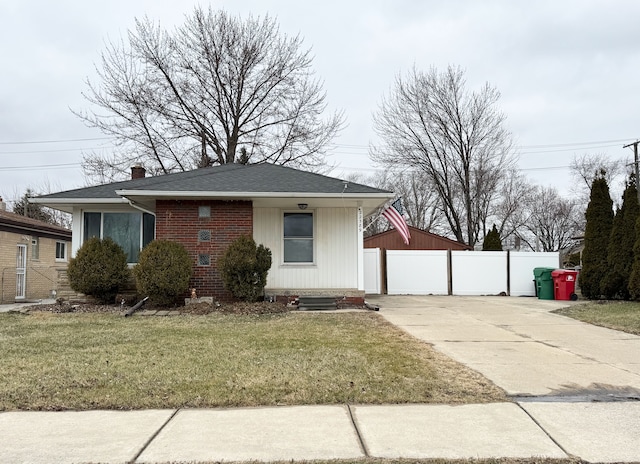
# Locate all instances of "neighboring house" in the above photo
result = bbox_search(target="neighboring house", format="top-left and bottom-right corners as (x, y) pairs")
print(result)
(365, 226), (472, 251)
(33, 164), (394, 304)
(0, 197), (72, 303)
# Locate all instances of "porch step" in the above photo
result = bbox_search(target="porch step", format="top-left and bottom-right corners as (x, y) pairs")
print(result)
(297, 296), (337, 311)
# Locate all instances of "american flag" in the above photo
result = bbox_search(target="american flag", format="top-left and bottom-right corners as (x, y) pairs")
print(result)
(382, 198), (411, 245)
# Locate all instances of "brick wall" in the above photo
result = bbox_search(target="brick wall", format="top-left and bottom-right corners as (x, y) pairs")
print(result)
(0, 230), (70, 302)
(155, 200), (253, 301)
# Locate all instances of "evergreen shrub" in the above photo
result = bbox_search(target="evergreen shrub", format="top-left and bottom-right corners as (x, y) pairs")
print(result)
(482, 224), (503, 251)
(219, 235), (272, 301)
(133, 240), (192, 306)
(67, 237), (130, 304)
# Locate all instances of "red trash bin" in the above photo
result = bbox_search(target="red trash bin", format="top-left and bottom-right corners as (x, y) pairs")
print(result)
(551, 269), (579, 301)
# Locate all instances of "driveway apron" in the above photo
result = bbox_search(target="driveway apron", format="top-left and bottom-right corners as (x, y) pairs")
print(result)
(368, 295), (640, 398)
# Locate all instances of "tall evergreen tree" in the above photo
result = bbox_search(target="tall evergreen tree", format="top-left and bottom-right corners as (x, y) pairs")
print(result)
(602, 179), (638, 299)
(629, 218), (640, 299)
(580, 174), (613, 299)
(601, 205), (624, 298)
(482, 224), (503, 250)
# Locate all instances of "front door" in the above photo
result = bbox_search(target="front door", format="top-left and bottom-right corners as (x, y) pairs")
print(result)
(16, 244), (26, 300)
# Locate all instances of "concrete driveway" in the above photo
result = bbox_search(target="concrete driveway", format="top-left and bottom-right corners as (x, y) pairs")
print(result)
(367, 295), (640, 398)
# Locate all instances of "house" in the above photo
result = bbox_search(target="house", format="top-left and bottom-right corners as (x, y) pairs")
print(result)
(365, 226), (472, 251)
(0, 197), (72, 303)
(33, 163), (394, 304)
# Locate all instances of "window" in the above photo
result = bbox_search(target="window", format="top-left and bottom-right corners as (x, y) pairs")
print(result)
(55, 241), (67, 261)
(283, 212), (313, 263)
(31, 236), (39, 260)
(198, 254), (211, 266)
(198, 206), (211, 218)
(198, 230), (211, 242)
(83, 212), (155, 263)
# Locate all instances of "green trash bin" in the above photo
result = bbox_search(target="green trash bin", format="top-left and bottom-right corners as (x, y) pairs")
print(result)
(533, 267), (555, 300)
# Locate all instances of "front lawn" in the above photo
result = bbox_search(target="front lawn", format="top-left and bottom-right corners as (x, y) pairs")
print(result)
(0, 311), (506, 411)
(553, 301), (640, 335)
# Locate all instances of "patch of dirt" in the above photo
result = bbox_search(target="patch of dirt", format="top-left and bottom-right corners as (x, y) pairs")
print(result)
(31, 300), (291, 315)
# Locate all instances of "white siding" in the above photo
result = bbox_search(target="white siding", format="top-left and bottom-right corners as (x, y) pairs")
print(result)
(253, 207), (359, 290)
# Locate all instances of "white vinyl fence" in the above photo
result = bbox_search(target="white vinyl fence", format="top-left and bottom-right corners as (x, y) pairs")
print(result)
(364, 249), (560, 296)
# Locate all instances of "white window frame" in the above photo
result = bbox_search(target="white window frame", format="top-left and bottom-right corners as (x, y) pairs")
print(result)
(31, 236), (39, 261)
(55, 241), (67, 262)
(282, 210), (315, 265)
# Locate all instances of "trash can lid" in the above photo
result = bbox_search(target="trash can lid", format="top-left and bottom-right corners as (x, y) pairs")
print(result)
(533, 267), (556, 277)
(551, 269), (578, 277)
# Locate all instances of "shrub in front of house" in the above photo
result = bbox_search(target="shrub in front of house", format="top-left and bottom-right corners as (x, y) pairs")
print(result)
(67, 237), (130, 304)
(219, 235), (272, 302)
(133, 240), (192, 306)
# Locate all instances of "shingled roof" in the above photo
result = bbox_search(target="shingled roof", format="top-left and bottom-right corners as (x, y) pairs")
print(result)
(0, 209), (71, 240)
(33, 163), (394, 214)
(38, 163), (390, 199)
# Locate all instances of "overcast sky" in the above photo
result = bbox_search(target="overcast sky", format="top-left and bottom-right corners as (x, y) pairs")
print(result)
(2, 0), (640, 207)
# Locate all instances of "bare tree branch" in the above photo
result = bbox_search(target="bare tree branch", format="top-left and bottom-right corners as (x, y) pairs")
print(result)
(372, 65), (516, 246)
(74, 7), (344, 183)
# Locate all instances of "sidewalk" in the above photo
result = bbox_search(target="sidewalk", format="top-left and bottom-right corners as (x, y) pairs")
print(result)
(0, 299), (56, 313)
(3, 402), (640, 463)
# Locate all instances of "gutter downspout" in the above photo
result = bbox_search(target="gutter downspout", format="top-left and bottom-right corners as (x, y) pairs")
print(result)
(123, 198), (156, 217)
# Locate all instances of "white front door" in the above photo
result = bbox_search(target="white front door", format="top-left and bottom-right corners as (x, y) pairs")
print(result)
(16, 244), (26, 300)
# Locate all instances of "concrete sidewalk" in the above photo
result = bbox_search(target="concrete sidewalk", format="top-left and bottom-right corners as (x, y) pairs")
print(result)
(3, 402), (640, 463)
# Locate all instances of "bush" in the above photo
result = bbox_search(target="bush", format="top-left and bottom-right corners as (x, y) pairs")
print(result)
(482, 224), (503, 251)
(133, 240), (192, 306)
(67, 237), (130, 304)
(219, 235), (272, 301)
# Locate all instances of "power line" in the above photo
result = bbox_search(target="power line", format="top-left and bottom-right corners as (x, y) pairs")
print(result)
(0, 163), (79, 172)
(0, 137), (112, 145)
(0, 147), (104, 155)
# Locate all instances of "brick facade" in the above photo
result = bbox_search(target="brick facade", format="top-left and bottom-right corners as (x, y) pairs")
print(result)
(0, 230), (70, 303)
(155, 199), (253, 301)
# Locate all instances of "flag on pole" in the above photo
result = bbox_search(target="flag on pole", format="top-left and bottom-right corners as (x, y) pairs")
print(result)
(382, 198), (411, 245)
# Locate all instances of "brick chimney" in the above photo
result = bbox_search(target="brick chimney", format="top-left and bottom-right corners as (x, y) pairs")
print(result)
(131, 164), (146, 179)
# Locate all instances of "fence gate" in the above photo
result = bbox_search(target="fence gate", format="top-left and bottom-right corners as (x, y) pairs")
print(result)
(16, 244), (27, 299)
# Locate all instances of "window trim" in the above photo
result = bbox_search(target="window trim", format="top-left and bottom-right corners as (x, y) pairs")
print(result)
(282, 210), (315, 265)
(82, 211), (155, 264)
(55, 241), (67, 262)
(30, 236), (40, 261)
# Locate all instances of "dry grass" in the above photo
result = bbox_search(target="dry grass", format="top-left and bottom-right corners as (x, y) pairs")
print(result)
(0, 310), (506, 411)
(553, 300), (640, 335)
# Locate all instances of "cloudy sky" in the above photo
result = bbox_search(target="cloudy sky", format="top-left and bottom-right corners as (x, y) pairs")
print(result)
(1, 0), (640, 207)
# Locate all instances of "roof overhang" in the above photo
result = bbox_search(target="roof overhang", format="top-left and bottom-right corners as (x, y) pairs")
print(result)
(30, 197), (130, 214)
(32, 191), (395, 216)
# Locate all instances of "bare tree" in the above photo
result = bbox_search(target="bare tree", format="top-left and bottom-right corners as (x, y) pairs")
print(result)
(347, 169), (446, 237)
(519, 186), (582, 252)
(75, 7), (344, 182)
(570, 153), (627, 207)
(372, 65), (516, 246)
(489, 169), (534, 246)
